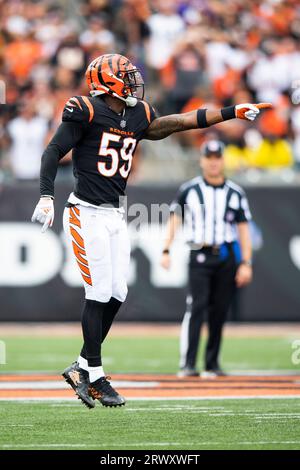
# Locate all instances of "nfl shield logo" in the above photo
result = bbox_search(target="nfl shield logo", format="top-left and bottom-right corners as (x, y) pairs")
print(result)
(120, 120), (126, 129)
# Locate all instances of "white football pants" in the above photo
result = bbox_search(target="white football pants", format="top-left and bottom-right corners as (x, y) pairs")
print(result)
(63, 205), (130, 303)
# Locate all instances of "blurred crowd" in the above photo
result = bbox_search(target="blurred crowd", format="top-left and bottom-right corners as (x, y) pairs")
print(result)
(1, 0), (300, 182)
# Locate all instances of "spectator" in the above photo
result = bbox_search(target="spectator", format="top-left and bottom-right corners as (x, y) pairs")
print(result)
(4, 17), (42, 84)
(7, 100), (49, 180)
(146, 1), (185, 71)
(1, 0), (300, 179)
(291, 105), (300, 166)
(252, 137), (293, 169)
(114, 0), (150, 63)
(204, 31), (250, 82)
(79, 15), (115, 53)
(253, 105), (293, 168)
(52, 32), (87, 85)
(246, 38), (291, 103)
(161, 34), (206, 114)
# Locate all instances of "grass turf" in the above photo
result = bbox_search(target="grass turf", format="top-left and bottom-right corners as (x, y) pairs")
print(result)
(0, 335), (298, 373)
(0, 334), (299, 450)
(0, 399), (300, 450)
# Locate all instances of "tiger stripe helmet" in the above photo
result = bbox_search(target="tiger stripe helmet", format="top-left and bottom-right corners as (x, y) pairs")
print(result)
(85, 54), (144, 105)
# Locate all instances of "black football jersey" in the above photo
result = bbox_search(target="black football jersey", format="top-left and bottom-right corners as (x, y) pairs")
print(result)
(62, 95), (156, 206)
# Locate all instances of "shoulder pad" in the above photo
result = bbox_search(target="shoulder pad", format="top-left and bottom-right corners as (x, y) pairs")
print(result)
(62, 96), (94, 124)
(140, 100), (157, 124)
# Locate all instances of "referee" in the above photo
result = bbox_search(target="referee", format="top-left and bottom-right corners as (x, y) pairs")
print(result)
(161, 140), (253, 377)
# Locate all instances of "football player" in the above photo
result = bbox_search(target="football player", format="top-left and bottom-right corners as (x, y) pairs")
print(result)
(32, 53), (271, 408)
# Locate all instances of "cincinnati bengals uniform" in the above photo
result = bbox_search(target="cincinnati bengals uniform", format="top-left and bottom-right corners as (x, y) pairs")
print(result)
(39, 92), (156, 305)
(32, 53), (272, 408)
(34, 54), (157, 407)
(40, 94), (156, 206)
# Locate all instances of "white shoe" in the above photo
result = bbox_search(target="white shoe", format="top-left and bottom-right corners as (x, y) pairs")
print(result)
(201, 370), (218, 379)
(177, 367), (199, 378)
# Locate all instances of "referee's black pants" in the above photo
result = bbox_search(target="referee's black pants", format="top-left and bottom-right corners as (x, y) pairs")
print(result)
(180, 243), (238, 371)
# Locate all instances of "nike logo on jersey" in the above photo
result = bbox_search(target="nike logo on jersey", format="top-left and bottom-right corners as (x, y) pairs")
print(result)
(66, 107), (74, 112)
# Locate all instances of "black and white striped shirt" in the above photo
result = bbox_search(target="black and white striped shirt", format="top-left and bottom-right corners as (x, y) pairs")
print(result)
(170, 176), (251, 246)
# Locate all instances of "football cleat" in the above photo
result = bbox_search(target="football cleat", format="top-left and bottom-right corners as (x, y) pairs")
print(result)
(88, 376), (126, 407)
(62, 362), (95, 409)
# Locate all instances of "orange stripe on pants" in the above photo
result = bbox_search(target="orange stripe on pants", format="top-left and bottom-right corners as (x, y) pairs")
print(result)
(69, 207), (81, 228)
(69, 207), (93, 286)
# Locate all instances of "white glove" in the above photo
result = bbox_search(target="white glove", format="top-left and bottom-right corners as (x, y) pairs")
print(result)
(31, 197), (54, 233)
(235, 102), (272, 121)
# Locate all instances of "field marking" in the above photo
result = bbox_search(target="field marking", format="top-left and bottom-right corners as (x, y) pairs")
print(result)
(1, 395), (300, 403)
(125, 406), (226, 411)
(2, 440), (300, 449)
(1, 372), (300, 401)
(0, 424), (33, 427)
(3, 373), (299, 400)
(2, 321), (300, 338)
(2, 369), (300, 376)
(125, 408), (300, 417)
(254, 415), (300, 419)
(129, 395), (300, 401)
(0, 381), (68, 390)
(0, 380), (159, 390)
(229, 370), (300, 376)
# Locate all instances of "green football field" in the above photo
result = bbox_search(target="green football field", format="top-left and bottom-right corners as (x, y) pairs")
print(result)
(0, 331), (300, 450)
(1, 335), (299, 373)
(1, 399), (300, 450)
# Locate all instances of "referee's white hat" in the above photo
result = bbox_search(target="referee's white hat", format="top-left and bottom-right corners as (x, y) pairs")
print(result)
(201, 140), (225, 157)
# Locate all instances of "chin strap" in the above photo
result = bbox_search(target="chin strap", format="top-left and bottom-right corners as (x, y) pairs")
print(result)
(89, 90), (137, 107)
(125, 96), (138, 107)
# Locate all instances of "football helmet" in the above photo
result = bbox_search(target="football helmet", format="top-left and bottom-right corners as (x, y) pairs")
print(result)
(86, 54), (144, 106)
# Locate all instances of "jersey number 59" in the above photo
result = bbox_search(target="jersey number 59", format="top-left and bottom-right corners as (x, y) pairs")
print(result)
(98, 132), (137, 178)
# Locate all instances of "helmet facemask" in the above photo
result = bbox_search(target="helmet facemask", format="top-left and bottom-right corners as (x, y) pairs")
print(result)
(119, 68), (145, 100)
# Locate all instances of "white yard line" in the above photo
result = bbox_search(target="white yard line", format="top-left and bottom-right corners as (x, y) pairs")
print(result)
(2, 369), (299, 376)
(1, 440), (300, 449)
(229, 370), (300, 376)
(1, 321), (300, 337)
(0, 395), (300, 402)
(0, 424), (33, 427)
(128, 395), (300, 401)
(0, 382), (69, 390)
(0, 380), (159, 390)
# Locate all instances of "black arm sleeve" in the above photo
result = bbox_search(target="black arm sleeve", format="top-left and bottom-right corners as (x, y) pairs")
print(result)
(40, 121), (84, 197)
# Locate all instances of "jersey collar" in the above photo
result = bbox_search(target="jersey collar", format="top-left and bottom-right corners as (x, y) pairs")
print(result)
(202, 177), (226, 189)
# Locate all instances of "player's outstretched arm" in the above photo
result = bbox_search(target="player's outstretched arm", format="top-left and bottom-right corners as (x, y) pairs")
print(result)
(144, 103), (272, 141)
(31, 121), (84, 232)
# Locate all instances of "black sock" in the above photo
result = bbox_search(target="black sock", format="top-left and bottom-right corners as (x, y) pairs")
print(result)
(80, 297), (122, 359)
(102, 297), (122, 342)
(81, 299), (105, 367)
